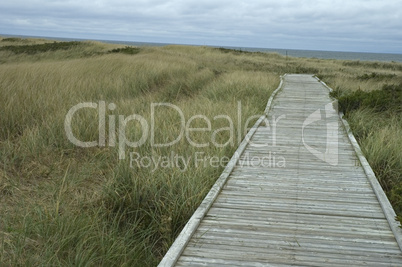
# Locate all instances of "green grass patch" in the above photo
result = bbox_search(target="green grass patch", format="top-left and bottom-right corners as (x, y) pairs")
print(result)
(343, 60), (402, 71)
(0, 41), (84, 55)
(216, 47), (253, 55)
(1, 37), (26, 42)
(331, 83), (402, 114)
(357, 72), (397, 81)
(108, 46), (140, 55)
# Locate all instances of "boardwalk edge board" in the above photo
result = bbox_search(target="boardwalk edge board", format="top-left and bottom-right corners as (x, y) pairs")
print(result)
(314, 75), (402, 251)
(158, 76), (286, 267)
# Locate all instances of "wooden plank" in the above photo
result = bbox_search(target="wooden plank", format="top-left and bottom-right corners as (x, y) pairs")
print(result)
(198, 218), (394, 238)
(191, 231), (400, 253)
(203, 213), (393, 237)
(226, 174), (372, 185)
(226, 176), (373, 187)
(212, 202), (385, 219)
(214, 195), (383, 212)
(218, 191), (381, 205)
(229, 170), (368, 177)
(187, 235), (401, 256)
(194, 226), (399, 248)
(223, 183), (376, 194)
(182, 245), (402, 266)
(176, 256), (287, 267)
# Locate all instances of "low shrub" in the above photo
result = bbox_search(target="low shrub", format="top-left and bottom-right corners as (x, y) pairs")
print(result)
(333, 83), (402, 115)
(1, 37), (24, 42)
(108, 46), (140, 55)
(0, 41), (83, 54)
(216, 47), (252, 55)
(357, 72), (397, 80)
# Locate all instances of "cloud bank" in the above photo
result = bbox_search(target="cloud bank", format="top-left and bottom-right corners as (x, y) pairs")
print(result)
(1, 0), (401, 53)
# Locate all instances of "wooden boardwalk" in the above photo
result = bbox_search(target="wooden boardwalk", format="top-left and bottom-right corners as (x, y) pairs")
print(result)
(159, 74), (402, 266)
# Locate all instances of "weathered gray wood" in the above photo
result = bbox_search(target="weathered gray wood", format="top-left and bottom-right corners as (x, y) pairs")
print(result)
(181, 245), (402, 266)
(159, 74), (402, 266)
(194, 225), (399, 247)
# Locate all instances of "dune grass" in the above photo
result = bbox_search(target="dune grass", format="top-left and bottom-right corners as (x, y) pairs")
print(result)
(0, 36), (401, 265)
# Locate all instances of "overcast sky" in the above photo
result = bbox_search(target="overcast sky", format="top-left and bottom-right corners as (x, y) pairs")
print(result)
(1, 0), (401, 53)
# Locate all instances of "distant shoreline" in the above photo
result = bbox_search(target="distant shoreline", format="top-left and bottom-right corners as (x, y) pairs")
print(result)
(2, 33), (402, 62)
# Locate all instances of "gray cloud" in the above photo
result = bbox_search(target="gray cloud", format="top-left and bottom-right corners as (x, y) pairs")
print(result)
(0, 0), (401, 53)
